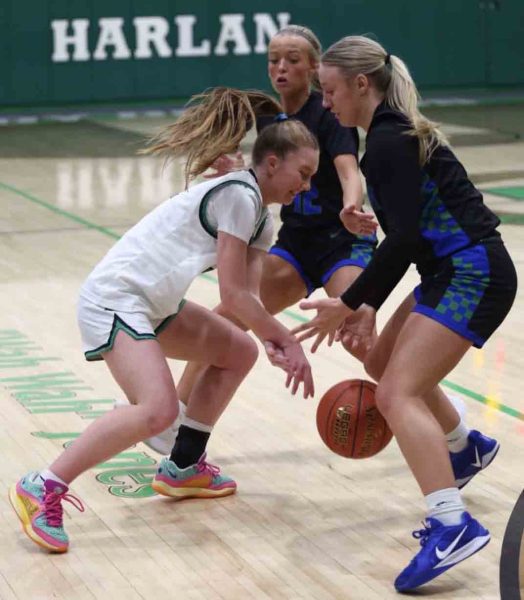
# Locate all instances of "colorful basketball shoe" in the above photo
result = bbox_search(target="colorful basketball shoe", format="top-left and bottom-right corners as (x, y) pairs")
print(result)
(9, 472), (84, 553)
(152, 453), (237, 499)
(451, 430), (500, 489)
(394, 512), (490, 592)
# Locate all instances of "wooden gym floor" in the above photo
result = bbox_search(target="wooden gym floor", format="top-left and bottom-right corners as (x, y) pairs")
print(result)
(0, 106), (522, 599)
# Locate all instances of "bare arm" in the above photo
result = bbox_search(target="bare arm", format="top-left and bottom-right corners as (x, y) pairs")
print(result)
(334, 154), (363, 209)
(334, 154), (377, 236)
(216, 232), (314, 397)
(213, 244), (264, 328)
(217, 232), (296, 344)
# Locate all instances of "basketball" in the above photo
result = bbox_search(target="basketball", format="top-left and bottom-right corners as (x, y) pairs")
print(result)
(316, 379), (393, 458)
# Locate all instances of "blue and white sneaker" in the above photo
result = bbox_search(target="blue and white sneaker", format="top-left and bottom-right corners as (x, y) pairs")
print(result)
(394, 512), (490, 592)
(450, 430), (500, 489)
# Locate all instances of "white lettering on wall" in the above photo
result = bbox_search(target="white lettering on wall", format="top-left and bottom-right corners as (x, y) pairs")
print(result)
(51, 19), (90, 62)
(51, 12), (291, 62)
(134, 16), (173, 58)
(93, 18), (132, 60)
(253, 12), (290, 53)
(214, 15), (250, 56)
(174, 15), (211, 57)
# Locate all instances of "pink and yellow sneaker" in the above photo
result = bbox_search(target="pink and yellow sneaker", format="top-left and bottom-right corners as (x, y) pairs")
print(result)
(152, 453), (237, 499)
(9, 472), (84, 553)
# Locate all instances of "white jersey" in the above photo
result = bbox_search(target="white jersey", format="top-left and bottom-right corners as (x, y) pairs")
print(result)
(80, 170), (274, 319)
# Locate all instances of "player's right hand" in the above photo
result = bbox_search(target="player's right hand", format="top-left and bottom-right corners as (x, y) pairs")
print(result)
(204, 151), (245, 178)
(339, 205), (378, 236)
(337, 304), (376, 355)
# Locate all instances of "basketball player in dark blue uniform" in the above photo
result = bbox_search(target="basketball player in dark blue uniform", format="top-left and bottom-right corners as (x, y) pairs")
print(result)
(294, 35), (517, 592)
(256, 25), (377, 331)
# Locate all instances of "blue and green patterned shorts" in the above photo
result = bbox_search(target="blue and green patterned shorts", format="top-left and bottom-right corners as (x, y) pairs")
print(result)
(413, 239), (517, 348)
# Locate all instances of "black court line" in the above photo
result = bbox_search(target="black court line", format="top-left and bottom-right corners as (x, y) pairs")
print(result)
(500, 488), (524, 600)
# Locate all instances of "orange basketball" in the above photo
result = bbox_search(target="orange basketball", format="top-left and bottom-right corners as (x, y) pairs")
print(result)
(316, 379), (393, 458)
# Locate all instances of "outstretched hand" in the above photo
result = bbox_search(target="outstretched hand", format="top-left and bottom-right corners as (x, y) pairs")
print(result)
(263, 340), (314, 398)
(204, 151), (245, 178)
(339, 205), (378, 236)
(291, 297), (352, 353)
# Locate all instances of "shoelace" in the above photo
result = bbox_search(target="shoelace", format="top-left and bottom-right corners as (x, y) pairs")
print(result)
(196, 455), (220, 478)
(412, 521), (432, 547)
(44, 490), (85, 527)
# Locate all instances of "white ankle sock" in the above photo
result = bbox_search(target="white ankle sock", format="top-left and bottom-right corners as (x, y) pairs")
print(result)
(425, 487), (465, 525)
(39, 469), (68, 487)
(448, 394), (466, 419)
(178, 401), (187, 419)
(446, 417), (470, 453)
(182, 415), (213, 433)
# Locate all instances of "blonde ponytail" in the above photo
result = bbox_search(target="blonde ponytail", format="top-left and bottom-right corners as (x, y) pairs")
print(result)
(322, 36), (447, 163)
(142, 87), (282, 184)
(386, 54), (447, 162)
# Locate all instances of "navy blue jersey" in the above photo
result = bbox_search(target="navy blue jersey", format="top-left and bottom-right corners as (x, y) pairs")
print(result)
(257, 91), (359, 229)
(341, 102), (500, 311)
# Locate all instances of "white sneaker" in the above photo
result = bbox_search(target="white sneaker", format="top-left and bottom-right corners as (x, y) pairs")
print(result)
(113, 398), (129, 409)
(144, 422), (179, 455)
(113, 398), (180, 455)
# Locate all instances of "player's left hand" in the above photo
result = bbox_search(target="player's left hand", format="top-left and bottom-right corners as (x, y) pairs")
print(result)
(292, 297), (352, 353)
(263, 340), (289, 369)
(339, 205), (378, 236)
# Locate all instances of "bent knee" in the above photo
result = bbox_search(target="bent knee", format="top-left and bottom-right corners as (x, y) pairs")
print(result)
(236, 334), (259, 371)
(214, 330), (259, 372)
(144, 400), (179, 436)
(364, 347), (383, 381)
(374, 384), (399, 418)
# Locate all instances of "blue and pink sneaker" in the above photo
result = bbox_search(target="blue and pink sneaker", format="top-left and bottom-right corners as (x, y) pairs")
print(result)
(152, 453), (236, 499)
(9, 472), (84, 553)
(394, 512), (490, 592)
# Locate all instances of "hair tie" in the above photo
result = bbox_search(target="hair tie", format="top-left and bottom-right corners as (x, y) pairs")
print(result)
(385, 53), (391, 66)
(274, 112), (289, 122)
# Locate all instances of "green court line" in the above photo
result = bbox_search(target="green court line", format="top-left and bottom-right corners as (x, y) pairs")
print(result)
(439, 380), (524, 421)
(0, 182), (121, 240)
(2, 179), (523, 422)
(497, 213), (524, 225)
(483, 186), (524, 201)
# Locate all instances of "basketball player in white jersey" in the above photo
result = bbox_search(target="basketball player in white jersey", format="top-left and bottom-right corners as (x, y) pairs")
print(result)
(9, 88), (319, 553)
